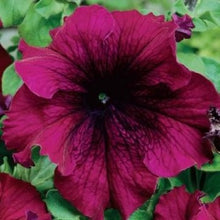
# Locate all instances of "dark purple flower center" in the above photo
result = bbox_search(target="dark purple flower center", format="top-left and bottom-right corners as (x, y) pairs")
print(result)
(83, 74), (134, 114)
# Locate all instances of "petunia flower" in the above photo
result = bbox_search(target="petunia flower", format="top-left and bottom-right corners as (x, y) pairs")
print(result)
(0, 173), (51, 219)
(154, 186), (220, 220)
(0, 44), (13, 116)
(172, 14), (195, 42)
(2, 5), (220, 219)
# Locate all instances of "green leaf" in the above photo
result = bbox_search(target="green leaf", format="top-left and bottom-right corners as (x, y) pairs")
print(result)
(2, 64), (22, 96)
(35, 0), (67, 19)
(0, 157), (12, 174)
(129, 210), (151, 220)
(168, 167), (220, 203)
(186, 28), (220, 62)
(211, 10), (220, 25)
(194, 0), (220, 17)
(104, 209), (121, 220)
(44, 189), (87, 220)
(10, 35), (20, 45)
(193, 17), (216, 32)
(129, 178), (174, 220)
(193, 18), (207, 32)
(13, 147), (56, 192)
(177, 52), (206, 73)
(18, 5), (62, 46)
(86, 0), (143, 10)
(202, 57), (220, 91)
(168, 167), (201, 193)
(174, 0), (190, 15)
(177, 42), (197, 54)
(201, 153), (220, 172)
(0, 0), (32, 27)
(7, 45), (18, 53)
(62, 0), (82, 5)
(201, 172), (220, 203)
(129, 197), (155, 220)
(0, 139), (14, 166)
(62, 2), (77, 18)
(193, 0), (220, 30)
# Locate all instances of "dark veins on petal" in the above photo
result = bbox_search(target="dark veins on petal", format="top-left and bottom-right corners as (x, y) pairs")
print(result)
(55, 44), (177, 164)
(26, 211), (38, 220)
(36, 39), (176, 177)
(47, 24), (180, 149)
(45, 26), (187, 165)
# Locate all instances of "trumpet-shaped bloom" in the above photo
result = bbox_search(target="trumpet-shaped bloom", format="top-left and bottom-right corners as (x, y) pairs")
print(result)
(0, 173), (51, 219)
(154, 186), (220, 220)
(3, 5), (220, 219)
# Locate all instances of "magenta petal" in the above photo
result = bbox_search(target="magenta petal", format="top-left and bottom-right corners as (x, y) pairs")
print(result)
(158, 72), (220, 128)
(105, 105), (211, 177)
(50, 5), (115, 62)
(154, 186), (207, 220)
(0, 45), (12, 81)
(3, 85), (50, 165)
(106, 114), (157, 219)
(112, 11), (190, 90)
(3, 85), (84, 169)
(0, 44), (13, 95)
(0, 173), (51, 219)
(15, 49), (85, 99)
(0, 45), (13, 115)
(206, 197), (220, 219)
(35, 113), (85, 175)
(144, 113), (212, 177)
(64, 5), (114, 39)
(55, 114), (157, 219)
(49, 26), (61, 39)
(146, 61), (190, 90)
(54, 127), (109, 219)
(18, 40), (58, 59)
(141, 72), (220, 177)
(172, 14), (195, 42)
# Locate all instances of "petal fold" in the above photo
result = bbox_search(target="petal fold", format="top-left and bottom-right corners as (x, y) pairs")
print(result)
(157, 72), (220, 129)
(106, 112), (157, 219)
(144, 114), (212, 177)
(112, 11), (190, 90)
(3, 85), (85, 170)
(55, 125), (109, 219)
(154, 186), (206, 220)
(15, 47), (85, 99)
